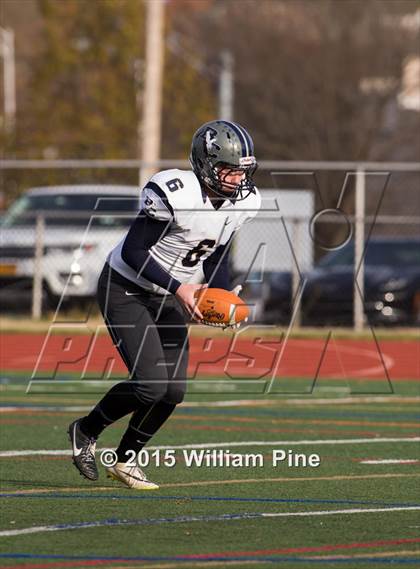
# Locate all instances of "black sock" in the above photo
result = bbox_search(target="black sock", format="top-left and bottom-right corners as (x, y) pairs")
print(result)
(79, 381), (145, 439)
(116, 401), (177, 463)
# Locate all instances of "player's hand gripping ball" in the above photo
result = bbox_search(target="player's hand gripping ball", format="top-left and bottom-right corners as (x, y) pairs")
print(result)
(194, 288), (249, 329)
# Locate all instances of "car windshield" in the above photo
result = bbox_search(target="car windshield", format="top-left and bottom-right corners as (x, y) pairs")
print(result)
(318, 241), (420, 268)
(1, 193), (140, 228)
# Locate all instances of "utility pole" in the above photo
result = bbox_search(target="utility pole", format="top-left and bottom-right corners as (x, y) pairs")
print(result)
(139, 0), (165, 188)
(219, 50), (234, 121)
(0, 27), (16, 134)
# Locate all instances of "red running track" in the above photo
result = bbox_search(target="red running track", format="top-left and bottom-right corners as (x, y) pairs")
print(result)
(0, 332), (418, 381)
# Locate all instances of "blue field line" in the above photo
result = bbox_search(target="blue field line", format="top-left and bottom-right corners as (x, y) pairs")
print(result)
(178, 406), (420, 421)
(0, 553), (419, 564)
(2, 492), (420, 509)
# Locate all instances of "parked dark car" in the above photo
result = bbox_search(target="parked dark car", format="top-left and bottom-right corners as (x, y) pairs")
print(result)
(244, 237), (420, 326)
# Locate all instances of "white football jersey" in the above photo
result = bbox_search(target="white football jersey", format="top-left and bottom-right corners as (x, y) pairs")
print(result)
(108, 169), (261, 294)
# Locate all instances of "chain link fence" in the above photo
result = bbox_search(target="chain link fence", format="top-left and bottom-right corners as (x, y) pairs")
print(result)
(1, 161), (419, 328)
(235, 212), (420, 328)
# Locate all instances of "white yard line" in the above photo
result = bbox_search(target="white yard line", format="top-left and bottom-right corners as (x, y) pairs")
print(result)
(0, 406), (91, 413)
(262, 506), (420, 518)
(1, 506), (419, 537)
(1, 395), (420, 413)
(1, 437), (419, 458)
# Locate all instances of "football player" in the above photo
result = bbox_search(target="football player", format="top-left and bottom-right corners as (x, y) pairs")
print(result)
(68, 120), (261, 489)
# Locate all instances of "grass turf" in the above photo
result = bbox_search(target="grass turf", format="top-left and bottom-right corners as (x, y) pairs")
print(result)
(0, 377), (419, 568)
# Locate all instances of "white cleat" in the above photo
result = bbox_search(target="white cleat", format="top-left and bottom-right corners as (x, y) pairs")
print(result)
(106, 462), (159, 490)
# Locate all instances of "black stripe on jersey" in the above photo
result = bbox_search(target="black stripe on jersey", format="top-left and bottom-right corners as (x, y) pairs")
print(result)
(144, 181), (175, 218)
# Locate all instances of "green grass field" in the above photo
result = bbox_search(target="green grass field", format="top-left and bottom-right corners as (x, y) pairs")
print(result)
(0, 377), (419, 569)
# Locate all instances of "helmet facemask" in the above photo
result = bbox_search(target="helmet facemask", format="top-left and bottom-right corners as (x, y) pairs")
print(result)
(208, 159), (257, 202)
(191, 152), (257, 202)
(189, 120), (258, 202)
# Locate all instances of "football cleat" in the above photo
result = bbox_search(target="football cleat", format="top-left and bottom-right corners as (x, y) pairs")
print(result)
(68, 420), (98, 481)
(106, 462), (159, 490)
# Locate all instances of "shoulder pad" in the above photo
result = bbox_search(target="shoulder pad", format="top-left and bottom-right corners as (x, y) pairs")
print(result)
(140, 181), (174, 221)
(143, 170), (203, 217)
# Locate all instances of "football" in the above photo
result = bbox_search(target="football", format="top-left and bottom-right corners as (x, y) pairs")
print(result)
(194, 288), (249, 327)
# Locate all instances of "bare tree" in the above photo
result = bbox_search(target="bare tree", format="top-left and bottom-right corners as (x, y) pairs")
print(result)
(171, 0), (419, 246)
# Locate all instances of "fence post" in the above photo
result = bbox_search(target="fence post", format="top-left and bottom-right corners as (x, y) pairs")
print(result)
(291, 218), (302, 328)
(32, 214), (44, 319)
(354, 169), (365, 331)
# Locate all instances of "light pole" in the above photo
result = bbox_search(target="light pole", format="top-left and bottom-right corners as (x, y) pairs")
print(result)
(0, 27), (16, 134)
(219, 50), (234, 121)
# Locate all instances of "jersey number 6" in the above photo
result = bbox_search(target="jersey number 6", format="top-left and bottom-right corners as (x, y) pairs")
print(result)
(166, 178), (184, 192)
(182, 239), (216, 267)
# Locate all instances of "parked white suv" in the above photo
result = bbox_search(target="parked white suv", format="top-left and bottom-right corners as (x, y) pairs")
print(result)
(0, 185), (140, 309)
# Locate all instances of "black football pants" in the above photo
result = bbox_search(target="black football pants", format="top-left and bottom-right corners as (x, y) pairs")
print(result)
(97, 262), (189, 406)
